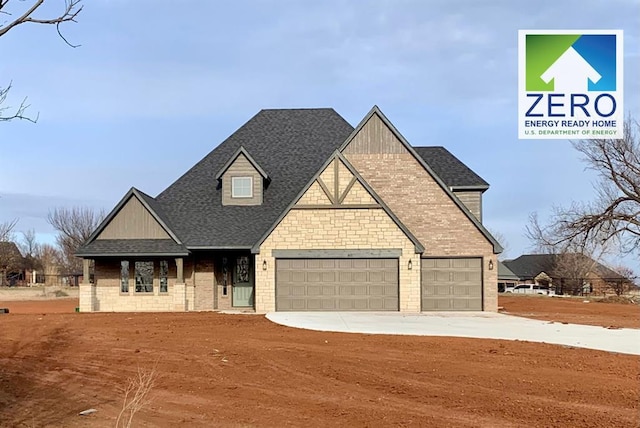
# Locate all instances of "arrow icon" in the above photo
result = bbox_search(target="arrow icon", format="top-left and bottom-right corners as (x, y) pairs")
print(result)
(540, 46), (601, 93)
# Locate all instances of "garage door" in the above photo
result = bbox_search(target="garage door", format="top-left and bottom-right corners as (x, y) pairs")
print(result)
(422, 258), (482, 311)
(276, 258), (398, 311)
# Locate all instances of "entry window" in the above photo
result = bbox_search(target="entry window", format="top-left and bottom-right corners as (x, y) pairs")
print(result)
(231, 177), (253, 198)
(120, 261), (129, 293)
(235, 256), (249, 283)
(159, 260), (169, 293)
(135, 261), (154, 293)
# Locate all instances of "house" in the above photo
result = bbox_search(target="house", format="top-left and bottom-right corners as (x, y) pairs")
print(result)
(0, 241), (25, 286)
(497, 261), (519, 292)
(77, 106), (502, 313)
(503, 253), (629, 295)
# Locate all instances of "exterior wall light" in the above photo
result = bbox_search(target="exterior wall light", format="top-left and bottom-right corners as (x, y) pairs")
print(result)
(263, 260), (267, 271)
(488, 259), (494, 270)
(407, 259), (412, 270)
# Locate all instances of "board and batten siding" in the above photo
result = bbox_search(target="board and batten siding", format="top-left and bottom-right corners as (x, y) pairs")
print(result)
(221, 153), (263, 206)
(343, 114), (407, 154)
(453, 191), (482, 222)
(97, 196), (169, 240)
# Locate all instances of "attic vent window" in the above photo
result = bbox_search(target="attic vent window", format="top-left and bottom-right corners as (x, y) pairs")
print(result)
(231, 177), (253, 198)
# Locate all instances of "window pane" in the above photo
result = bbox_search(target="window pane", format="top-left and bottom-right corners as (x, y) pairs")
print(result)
(232, 177), (252, 198)
(120, 261), (129, 293)
(135, 261), (154, 293)
(235, 256), (249, 283)
(160, 260), (168, 293)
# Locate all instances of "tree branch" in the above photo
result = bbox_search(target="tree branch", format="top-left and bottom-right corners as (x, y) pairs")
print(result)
(0, 0), (83, 47)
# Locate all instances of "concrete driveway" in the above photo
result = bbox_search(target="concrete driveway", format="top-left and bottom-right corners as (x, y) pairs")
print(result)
(266, 312), (640, 355)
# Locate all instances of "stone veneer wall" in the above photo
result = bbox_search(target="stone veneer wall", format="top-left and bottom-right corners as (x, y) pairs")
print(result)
(255, 208), (421, 313)
(83, 260), (178, 312)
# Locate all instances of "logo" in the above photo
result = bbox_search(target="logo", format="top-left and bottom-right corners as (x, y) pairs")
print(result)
(518, 30), (623, 139)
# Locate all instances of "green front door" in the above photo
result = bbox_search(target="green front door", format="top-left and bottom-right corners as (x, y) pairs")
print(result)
(232, 256), (254, 307)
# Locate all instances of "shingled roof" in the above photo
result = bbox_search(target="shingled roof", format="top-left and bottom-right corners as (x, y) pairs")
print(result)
(504, 254), (625, 280)
(79, 108), (498, 255)
(154, 108), (354, 248)
(413, 147), (489, 189)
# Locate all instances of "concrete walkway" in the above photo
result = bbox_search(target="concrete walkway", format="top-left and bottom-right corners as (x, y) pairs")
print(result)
(266, 312), (640, 355)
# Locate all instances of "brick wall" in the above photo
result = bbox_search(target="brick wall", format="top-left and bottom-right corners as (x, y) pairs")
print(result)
(256, 208), (421, 313)
(194, 258), (215, 310)
(343, 114), (498, 311)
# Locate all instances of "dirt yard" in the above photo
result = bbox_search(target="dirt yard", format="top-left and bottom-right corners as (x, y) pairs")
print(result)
(0, 298), (638, 427)
(499, 294), (640, 329)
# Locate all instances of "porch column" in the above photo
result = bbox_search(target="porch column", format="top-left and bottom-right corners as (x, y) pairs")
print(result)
(78, 258), (95, 312)
(173, 257), (186, 311)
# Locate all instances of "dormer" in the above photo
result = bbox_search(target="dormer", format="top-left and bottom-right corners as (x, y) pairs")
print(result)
(215, 146), (269, 206)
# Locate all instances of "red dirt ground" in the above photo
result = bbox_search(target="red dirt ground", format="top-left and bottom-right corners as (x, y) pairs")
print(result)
(499, 295), (640, 329)
(0, 298), (638, 427)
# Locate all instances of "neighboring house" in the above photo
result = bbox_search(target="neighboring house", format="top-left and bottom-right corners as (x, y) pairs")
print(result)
(503, 253), (629, 295)
(497, 261), (519, 292)
(77, 106), (502, 313)
(0, 241), (25, 286)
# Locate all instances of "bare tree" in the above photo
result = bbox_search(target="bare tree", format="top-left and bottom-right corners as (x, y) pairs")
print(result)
(608, 265), (637, 296)
(47, 207), (104, 272)
(37, 243), (63, 284)
(19, 229), (42, 276)
(532, 118), (640, 254)
(0, 218), (18, 241)
(488, 228), (510, 260)
(526, 212), (612, 295)
(18, 228), (38, 256)
(0, 0), (83, 122)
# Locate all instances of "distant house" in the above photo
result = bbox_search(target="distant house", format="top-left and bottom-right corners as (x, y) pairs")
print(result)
(503, 253), (630, 295)
(497, 261), (519, 292)
(0, 242), (25, 286)
(77, 106), (502, 313)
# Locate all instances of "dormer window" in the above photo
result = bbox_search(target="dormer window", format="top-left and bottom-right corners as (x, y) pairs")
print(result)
(216, 146), (269, 206)
(232, 177), (253, 198)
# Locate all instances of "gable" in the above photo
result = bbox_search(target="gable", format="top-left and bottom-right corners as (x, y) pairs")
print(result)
(295, 158), (377, 208)
(253, 151), (423, 254)
(343, 114), (406, 155)
(341, 107), (501, 255)
(97, 196), (170, 240)
(221, 153), (264, 206)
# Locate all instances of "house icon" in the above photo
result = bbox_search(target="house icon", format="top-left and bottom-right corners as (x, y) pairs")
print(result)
(541, 47), (601, 93)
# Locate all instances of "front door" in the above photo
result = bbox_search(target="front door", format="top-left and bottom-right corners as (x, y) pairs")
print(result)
(232, 255), (254, 307)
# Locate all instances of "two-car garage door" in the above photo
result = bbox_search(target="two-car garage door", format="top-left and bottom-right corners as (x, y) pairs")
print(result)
(274, 257), (482, 312)
(276, 258), (398, 311)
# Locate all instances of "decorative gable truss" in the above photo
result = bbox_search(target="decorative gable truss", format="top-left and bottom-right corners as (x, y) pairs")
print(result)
(295, 156), (377, 208)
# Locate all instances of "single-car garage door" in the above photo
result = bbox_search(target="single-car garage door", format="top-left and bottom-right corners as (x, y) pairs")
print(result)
(422, 258), (482, 311)
(276, 258), (398, 311)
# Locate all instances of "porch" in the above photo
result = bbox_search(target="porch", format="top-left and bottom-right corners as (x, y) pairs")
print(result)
(79, 251), (256, 312)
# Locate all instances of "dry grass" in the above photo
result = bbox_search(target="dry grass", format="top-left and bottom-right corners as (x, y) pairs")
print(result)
(115, 365), (158, 428)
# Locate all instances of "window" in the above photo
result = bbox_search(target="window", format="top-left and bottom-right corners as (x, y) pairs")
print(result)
(120, 261), (129, 293)
(159, 260), (168, 293)
(235, 256), (249, 283)
(231, 177), (253, 198)
(135, 261), (154, 293)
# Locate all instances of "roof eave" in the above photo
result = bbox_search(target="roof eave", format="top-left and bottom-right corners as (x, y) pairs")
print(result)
(214, 146), (269, 181)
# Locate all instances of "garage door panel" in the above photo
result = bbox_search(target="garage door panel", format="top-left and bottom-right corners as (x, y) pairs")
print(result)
(422, 258), (482, 311)
(276, 258), (398, 311)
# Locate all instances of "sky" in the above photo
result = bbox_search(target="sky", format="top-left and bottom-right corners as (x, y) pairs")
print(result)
(1, 0), (639, 271)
